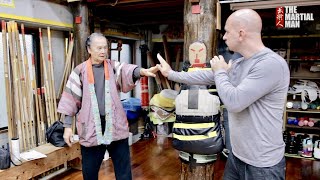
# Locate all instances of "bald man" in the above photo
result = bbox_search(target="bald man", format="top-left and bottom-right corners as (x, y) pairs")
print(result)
(157, 9), (289, 180)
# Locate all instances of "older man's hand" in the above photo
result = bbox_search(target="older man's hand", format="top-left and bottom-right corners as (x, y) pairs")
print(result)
(140, 66), (159, 77)
(156, 53), (172, 77)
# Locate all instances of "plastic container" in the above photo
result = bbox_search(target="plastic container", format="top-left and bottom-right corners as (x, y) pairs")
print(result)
(121, 98), (142, 120)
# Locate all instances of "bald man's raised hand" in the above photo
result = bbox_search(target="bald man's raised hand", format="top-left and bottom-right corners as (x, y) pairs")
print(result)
(156, 53), (172, 77)
(210, 55), (232, 72)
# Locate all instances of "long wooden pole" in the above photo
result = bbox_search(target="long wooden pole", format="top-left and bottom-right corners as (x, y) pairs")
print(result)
(58, 34), (74, 97)
(2, 21), (14, 148)
(21, 23), (36, 148)
(39, 28), (54, 126)
(14, 22), (33, 150)
(47, 27), (58, 121)
(37, 88), (45, 144)
(8, 21), (25, 151)
(31, 54), (42, 146)
(14, 22), (32, 150)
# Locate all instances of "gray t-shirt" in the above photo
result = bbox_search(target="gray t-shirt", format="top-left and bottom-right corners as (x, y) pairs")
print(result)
(168, 48), (289, 167)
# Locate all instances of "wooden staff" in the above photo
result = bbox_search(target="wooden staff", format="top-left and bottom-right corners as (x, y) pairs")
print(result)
(31, 54), (42, 145)
(42, 87), (50, 132)
(47, 27), (58, 121)
(21, 23), (36, 148)
(147, 52), (162, 91)
(14, 22), (32, 150)
(58, 33), (74, 97)
(8, 21), (25, 151)
(2, 21), (14, 146)
(37, 88), (45, 144)
(39, 28), (54, 126)
(15, 22), (33, 149)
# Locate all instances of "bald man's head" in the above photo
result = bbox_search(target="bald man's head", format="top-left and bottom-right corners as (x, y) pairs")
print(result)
(228, 9), (262, 33)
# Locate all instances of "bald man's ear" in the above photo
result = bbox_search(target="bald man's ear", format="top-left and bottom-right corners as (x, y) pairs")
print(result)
(239, 29), (245, 41)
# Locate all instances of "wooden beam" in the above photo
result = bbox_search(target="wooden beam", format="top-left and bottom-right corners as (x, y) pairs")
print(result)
(72, 1), (90, 66)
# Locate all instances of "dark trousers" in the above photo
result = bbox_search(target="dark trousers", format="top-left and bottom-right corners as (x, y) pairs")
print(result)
(223, 152), (286, 180)
(81, 116), (132, 180)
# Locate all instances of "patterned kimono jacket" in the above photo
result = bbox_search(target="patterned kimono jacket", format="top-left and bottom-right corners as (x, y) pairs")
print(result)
(58, 59), (137, 147)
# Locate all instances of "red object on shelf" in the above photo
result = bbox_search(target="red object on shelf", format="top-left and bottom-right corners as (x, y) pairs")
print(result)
(141, 76), (149, 108)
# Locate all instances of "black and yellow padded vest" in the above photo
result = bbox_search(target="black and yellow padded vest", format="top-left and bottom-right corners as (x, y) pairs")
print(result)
(172, 68), (224, 155)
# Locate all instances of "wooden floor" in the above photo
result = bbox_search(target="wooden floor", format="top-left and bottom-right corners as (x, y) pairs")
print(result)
(53, 136), (320, 180)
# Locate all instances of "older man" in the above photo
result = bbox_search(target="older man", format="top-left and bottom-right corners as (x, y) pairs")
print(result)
(58, 33), (157, 180)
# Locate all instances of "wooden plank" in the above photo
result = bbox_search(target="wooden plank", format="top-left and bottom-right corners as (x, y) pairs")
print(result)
(0, 142), (81, 180)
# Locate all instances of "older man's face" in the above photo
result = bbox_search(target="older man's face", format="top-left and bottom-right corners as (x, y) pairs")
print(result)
(88, 36), (107, 64)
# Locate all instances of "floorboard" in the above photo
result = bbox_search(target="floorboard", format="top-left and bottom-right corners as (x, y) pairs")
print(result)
(52, 136), (320, 180)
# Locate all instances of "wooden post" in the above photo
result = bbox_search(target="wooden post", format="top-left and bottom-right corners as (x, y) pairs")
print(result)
(181, 0), (218, 179)
(72, 1), (90, 66)
(184, 0), (218, 60)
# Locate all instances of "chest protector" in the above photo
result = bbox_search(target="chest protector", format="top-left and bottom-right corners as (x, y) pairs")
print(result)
(172, 77), (224, 155)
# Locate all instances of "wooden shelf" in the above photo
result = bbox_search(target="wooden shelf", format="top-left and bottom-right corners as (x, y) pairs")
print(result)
(285, 153), (316, 160)
(286, 109), (320, 113)
(286, 124), (320, 131)
(262, 34), (320, 39)
(289, 59), (320, 62)
(290, 76), (320, 80)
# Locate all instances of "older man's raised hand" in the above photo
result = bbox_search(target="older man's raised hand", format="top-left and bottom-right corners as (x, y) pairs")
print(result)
(156, 53), (172, 77)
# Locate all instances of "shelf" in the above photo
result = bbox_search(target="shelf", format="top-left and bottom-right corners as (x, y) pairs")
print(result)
(152, 38), (184, 42)
(289, 59), (320, 62)
(286, 124), (320, 131)
(262, 34), (320, 39)
(285, 153), (316, 161)
(286, 109), (320, 113)
(290, 77), (320, 80)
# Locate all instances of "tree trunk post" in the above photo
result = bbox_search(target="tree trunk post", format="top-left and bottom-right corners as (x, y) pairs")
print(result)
(181, 0), (218, 179)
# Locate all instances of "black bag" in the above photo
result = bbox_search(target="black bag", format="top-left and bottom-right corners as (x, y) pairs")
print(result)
(46, 121), (67, 147)
(0, 146), (10, 169)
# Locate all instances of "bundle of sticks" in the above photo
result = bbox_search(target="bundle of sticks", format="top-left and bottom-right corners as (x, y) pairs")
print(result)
(2, 20), (74, 152)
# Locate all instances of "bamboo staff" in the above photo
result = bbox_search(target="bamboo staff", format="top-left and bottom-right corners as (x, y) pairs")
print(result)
(47, 27), (58, 121)
(2, 21), (14, 146)
(14, 22), (32, 150)
(39, 28), (54, 126)
(58, 33), (74, 98)
(32, 54), (42, 145)
(7, 21), (25, 151)
(21, 23), (36, 148)
(42, 87), (51, 130)
(37, 88), (45, 144)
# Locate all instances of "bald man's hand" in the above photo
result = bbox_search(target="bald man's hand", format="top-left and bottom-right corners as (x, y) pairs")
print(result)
(210, 55), (232, 72)
(156, 53), (172, 77)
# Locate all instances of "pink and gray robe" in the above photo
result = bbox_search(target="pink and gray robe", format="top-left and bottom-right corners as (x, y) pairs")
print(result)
(58, 59), (138, 147)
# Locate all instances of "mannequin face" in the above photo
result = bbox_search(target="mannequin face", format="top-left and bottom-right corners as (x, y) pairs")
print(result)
(189, 42), (206, 65)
